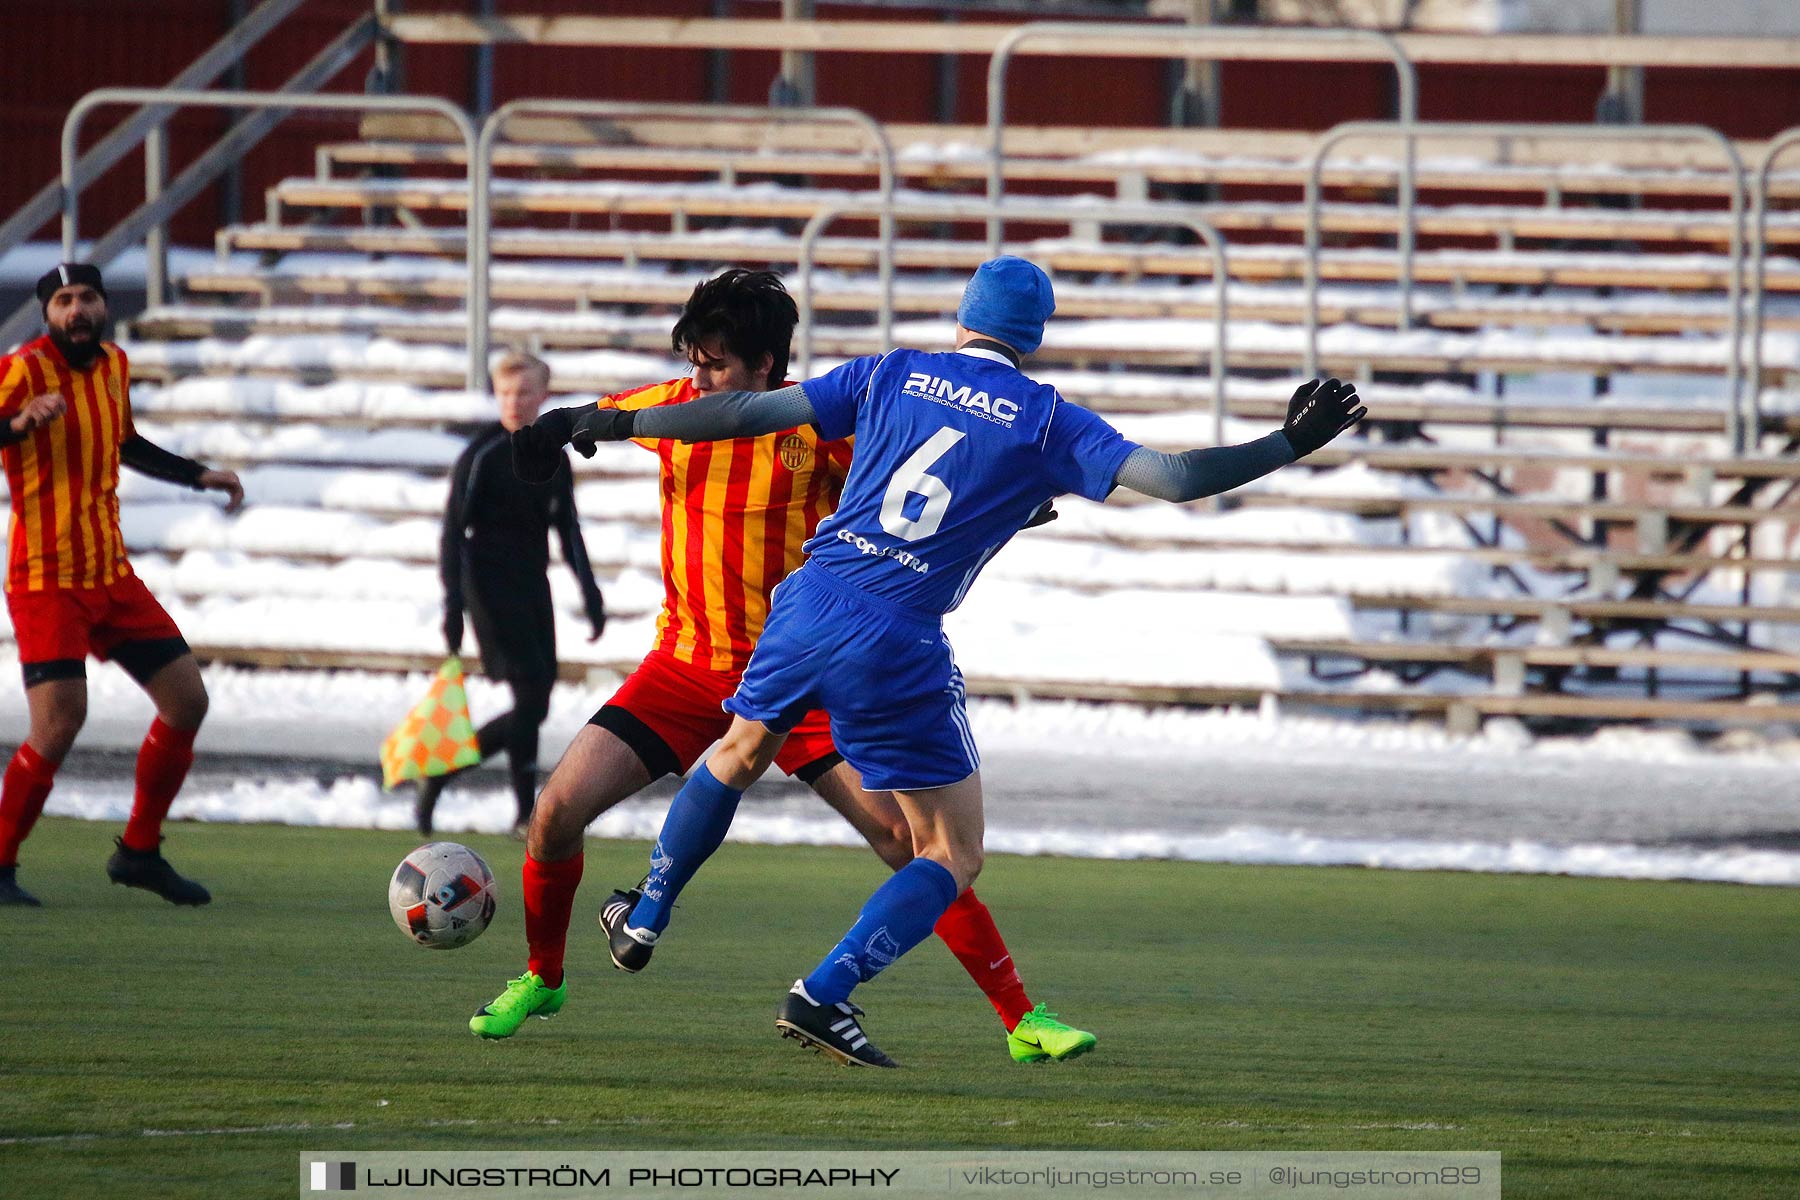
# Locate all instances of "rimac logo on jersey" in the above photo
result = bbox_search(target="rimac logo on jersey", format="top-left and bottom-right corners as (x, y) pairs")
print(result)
(902, 372), (1020, 426)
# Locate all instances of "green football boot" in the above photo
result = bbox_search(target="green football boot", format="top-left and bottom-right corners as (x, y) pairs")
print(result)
(469, 971), (566, 1039)
(1007, 1004), (1097, 1063)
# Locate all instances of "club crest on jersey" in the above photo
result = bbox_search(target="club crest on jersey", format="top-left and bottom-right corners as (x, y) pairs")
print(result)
(777, 433), (812, 471)
(902, 372), (1020, 426)
(107, 377), (121, 403)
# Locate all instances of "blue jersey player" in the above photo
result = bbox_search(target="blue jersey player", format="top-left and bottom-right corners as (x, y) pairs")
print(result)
(515, 257), (1365, 1067)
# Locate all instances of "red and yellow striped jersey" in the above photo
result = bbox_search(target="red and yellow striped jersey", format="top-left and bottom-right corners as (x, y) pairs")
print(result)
(606, 378), (852, 672)
(0, 336), (135, 594)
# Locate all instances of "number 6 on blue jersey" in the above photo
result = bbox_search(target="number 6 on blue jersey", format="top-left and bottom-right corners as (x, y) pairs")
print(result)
(879, 427), (965, 542)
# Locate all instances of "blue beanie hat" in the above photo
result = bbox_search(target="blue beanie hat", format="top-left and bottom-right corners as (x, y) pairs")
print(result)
(957, 256), (1055, 354)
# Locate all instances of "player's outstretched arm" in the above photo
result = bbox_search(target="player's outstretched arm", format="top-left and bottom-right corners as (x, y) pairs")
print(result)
(569, 385), (817, 453)
(1113, 378), (1365, 503)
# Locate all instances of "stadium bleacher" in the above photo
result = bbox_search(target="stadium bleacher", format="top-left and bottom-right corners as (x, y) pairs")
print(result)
(7, 8), (1800, 733)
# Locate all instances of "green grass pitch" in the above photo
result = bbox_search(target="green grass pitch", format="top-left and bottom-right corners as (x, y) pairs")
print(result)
(2, 817), (1797, 1198)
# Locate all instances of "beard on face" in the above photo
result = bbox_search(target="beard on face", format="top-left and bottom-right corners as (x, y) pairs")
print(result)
(48, 312), (109, 369)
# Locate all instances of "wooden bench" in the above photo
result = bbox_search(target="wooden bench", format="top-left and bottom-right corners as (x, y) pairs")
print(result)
(1273, 639), (1800, 725)
(113, 474), (1795, 607)
(1303, 688), (1800, 732)
(1438, 693), (1800, 729)
(127, 303), (1779, 384)
(1229, 491), (1798, 543)
(1302, 444), (1800, 484)
(1014, 538), (1800, 580)
(133, 639), (1279, 708)
(124, 528), (1800, 602)
(122, 337), (1800, 436)
(139, 402), (1800, 489)
(77, 640), (1800, 730)
(178, 263), (1798, 338)
(381, 14), (1800, 73)
(266, 175), (1787, 250)
(320, 135), (1795, 203)
(359, 115), (1781, 181)
(218, 225), (1796, 295)
(1345, 592), (1800, 628)
(1275, 637), (1800, 679)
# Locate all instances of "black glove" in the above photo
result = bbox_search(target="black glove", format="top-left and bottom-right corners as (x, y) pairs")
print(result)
(1024, 500), (1059, 529)
(442, 607), (464, 656)
(1280, 377), (1366, 460)
(569, 406), (637, 456)
(512, 407), (577, 483)
(585, 592), (607, 642)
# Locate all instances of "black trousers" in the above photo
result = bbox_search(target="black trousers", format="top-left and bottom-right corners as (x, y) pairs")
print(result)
(475, 674), (554, 822)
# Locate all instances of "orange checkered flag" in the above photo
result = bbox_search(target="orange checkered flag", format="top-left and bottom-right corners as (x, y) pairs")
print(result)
(380, 657), (483, 790)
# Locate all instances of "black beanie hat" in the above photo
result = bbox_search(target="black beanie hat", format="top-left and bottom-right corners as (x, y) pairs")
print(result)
(36, 262), (106, 311)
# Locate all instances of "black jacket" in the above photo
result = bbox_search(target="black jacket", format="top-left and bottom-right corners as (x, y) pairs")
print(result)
(440, 423), (605, 679)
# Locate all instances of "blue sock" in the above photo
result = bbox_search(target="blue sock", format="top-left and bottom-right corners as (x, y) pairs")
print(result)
(802, 858), (960, 1005)
(628, 763), (744, 934)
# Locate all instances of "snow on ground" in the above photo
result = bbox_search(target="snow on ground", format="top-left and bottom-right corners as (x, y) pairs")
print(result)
(40, 770), (1800, 888)
(20, 658), (1800, 886)
(0, 562), (1340, 688)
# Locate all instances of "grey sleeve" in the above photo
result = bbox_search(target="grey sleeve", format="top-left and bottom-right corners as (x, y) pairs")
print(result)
(629, 384), (817, 442)
(1112, 432), (1297, 503)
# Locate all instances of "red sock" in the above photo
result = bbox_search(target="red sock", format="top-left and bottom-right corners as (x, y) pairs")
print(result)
(523, 851), (584, 988)
(934, 888), (1034, 1031)
(121, 718), (197, 852)
(0, 743), (59, 867)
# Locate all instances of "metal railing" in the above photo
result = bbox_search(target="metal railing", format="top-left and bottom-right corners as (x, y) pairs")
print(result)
(794, 198), (1231, 445)
(18, 30), (1770, 449)
(0, 14), (378, 351)
(57, 88), (482, 390)
(471, 100), (897, 369)
(0, 0), (311, 271)
(985, 22), (1419, 275)
(1301, 120), (1749, 451)
(1747, 126), (1800, 426)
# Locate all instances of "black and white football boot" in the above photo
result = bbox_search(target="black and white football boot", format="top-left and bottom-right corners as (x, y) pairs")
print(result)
(598, 886), (656, 972)
(775, 979), (898, 1068)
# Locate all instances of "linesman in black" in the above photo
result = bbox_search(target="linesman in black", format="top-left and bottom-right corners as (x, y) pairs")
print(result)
(423, 351), (607, 835)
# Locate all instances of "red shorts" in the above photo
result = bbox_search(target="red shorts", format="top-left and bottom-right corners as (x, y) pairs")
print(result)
(6, 574), (187, 679)
(594, 649), (839, 780)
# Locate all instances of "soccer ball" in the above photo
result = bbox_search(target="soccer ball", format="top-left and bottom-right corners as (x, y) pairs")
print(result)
(388, 842), (495, 949)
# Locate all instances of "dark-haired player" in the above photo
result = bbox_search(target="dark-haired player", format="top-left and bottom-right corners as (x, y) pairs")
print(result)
(471, 270), (1094, 1065)
(0, 263), (244, 907)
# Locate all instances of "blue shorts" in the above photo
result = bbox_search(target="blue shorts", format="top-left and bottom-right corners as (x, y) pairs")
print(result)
(725, 565), (979, 792)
